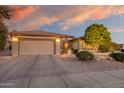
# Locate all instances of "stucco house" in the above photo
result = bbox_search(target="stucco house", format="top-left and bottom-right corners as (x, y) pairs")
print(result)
(9, 31), (74, 56)
(119, 44), (124, 52)
(123, 44), (124, 49)
(69, 37), (94, 52)
(119, 44), (124, 49)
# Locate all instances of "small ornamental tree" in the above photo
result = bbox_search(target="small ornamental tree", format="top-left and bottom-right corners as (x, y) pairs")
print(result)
(0, 6), (11, 51)
(0, 6), (11, 20)
(84, 23), (111, 52)
(0, 21), (8, 50)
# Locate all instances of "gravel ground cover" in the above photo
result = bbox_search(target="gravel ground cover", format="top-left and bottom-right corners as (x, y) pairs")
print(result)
(59, 55), (124, 73)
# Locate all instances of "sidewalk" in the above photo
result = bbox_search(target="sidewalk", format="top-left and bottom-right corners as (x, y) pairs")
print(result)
(61, 69), (124, 88)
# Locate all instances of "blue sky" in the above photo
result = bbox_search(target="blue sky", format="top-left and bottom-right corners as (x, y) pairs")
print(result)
(5, 5), (124, 44)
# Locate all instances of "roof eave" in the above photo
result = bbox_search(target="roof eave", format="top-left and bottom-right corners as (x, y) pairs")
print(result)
(9, 32), (75, 38)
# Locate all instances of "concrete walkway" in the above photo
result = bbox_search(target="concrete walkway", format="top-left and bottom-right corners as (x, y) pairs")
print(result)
(61, 70), (124, 88)
(0, 55), (124, 88)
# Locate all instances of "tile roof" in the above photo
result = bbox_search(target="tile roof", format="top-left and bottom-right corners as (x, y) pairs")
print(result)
(9, 31), (74, 38)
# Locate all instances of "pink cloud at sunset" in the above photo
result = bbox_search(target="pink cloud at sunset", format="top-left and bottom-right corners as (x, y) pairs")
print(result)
(10, 6), (39, 21)
(3, 5), (124, 44)
(22, 16), (58, 30)
(6, 5), (124, 31)
(60, 6), (124, 30)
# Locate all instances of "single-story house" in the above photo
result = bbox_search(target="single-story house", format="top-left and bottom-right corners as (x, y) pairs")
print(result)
(122, 44), (124, 49)
(119, 44), (124, 50)
(9, 31), (74, 56)
(69, 37), (94, 52)
(118, 44), (124, 49)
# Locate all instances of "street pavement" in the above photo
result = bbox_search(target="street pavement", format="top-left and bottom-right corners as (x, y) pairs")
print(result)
(0, 55), (124, 88)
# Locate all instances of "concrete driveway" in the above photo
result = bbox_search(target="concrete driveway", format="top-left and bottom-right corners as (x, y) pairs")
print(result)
(1, 55), (124, 88)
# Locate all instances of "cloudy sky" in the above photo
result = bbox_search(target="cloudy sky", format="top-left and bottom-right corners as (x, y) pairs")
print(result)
(4, 5), (124, 44)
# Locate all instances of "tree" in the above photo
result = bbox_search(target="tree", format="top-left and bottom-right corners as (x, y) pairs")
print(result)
(84, 23), (111, 52)
(0, 6), (11, 20)
(109, 42), (120, 51)
(0, 6), (11, 51)
(0, 21), (8, 50)
(98, 44), (109, 52)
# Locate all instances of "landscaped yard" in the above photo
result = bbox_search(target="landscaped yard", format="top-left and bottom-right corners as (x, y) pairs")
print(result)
(59, 55), (124, 73)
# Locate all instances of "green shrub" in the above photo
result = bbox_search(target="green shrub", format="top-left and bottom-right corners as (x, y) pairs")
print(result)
(75, 51), (94, 60)
(98, 45), (109, 52)
(98, 42), (120, 52)
(109, 53), (116, 58)
(109, 52), (124, 62)
(72, 49), (78, 54)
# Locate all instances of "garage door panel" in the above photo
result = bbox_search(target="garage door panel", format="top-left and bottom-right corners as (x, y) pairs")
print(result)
(19, 40), (54, 55)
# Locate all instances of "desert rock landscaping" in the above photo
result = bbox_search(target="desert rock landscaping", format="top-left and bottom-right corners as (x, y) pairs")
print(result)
(59, 55), (124, 74)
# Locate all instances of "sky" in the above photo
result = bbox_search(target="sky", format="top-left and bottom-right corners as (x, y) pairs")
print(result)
(4, 5), (124, 44)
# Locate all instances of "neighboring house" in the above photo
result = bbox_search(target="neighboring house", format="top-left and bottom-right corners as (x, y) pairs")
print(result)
(123, 44), (124, 49)
(69, 37), (94, 52)
(9, 31), (74, 56)
(119, 44), (124, 49)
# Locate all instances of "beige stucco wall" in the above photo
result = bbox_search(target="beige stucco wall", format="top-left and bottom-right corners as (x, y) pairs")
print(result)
(71, 40), (79, 49)
(12, 36), (19, 56)
(71, 39), (94, 51)
(123, 45), (124, 49)
(11, 36), (61, 56)
(55, 42), (61, 55)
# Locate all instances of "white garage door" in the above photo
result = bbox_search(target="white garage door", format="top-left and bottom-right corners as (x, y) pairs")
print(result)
(19, 40), (55, 55)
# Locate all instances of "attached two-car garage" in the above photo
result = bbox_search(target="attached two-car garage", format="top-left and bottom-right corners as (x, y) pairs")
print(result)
(19, 39), (55, 55)
(10, 31), (74, 56)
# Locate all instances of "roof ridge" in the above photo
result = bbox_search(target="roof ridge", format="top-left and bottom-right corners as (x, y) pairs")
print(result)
(9, 31), (75, 38)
